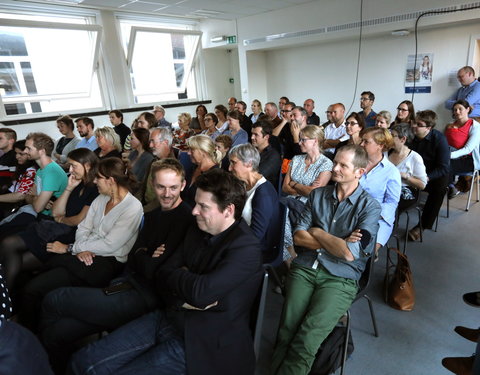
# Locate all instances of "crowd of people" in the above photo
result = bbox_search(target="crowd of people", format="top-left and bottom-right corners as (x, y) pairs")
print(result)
(0, 64), (478, 375)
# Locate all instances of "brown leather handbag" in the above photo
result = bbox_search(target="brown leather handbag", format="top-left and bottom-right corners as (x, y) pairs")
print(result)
(385, 247), (415, 311)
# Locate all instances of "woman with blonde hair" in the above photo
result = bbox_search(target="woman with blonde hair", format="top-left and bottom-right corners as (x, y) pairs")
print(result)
(249, 99), (264, 124)
(94, 127), (122, 159)
(359, 127), (401, 252)
(282, 125), (333, 261)
(375, 110), (392, 128)
(182, 134), (222, 206)
(173, 112), (195, 151)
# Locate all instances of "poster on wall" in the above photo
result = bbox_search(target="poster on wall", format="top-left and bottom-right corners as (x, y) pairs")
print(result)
(405, 53), (433, 94)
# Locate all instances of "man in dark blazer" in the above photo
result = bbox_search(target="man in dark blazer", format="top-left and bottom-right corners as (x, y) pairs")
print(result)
(69, 169), (263, 375)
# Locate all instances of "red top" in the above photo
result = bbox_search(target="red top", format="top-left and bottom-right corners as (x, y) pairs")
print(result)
(445, 119), (473, 149)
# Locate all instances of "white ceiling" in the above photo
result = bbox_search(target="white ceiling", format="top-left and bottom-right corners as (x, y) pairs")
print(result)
(40, 0), (316, 20)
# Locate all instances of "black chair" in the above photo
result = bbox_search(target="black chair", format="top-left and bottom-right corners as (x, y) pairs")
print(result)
(263, 201), (288, 293)
(434, 186), (450, 232)
(392, 190), (421, 253)
(340, 256), (379, 375)
(252, 270), (269, 359)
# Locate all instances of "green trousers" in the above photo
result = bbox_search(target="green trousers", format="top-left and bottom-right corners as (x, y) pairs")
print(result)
(271, 263), (358, 375)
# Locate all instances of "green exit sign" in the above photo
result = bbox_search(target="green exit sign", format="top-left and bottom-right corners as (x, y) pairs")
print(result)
(227, 35), (237, 44)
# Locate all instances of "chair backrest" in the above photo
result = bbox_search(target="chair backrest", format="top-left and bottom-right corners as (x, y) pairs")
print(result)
(251, 270), (269, 359)
(263, 200), (287, 267)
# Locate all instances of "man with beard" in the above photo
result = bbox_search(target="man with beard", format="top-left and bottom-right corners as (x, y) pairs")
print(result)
(74, 117), (98, 151)
(39, 158), (193, 374)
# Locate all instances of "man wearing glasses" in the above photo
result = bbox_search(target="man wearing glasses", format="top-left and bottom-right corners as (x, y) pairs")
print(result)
(358, 91), (377, 128)
(445, 66), (480, 120)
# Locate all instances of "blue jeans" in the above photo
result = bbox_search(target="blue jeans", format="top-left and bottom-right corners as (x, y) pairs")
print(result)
(0, 320), (53, 375)
(68, 310), (186, 375)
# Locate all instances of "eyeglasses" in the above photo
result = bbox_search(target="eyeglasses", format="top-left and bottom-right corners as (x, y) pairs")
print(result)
(281, 109), (291, 113)
(413, 122), (429, 128)
(397, 107), (409, 112)
(346, 121), (359, 126)
(205, 118), (212, 122)
(299, 138), (314, 143)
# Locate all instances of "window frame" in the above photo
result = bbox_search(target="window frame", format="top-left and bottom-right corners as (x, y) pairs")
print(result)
(125, 26), (202, 101)
(0, 17), (103, 120)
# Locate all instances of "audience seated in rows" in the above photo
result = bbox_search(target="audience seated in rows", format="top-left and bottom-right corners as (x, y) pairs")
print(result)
(0, 128), (17, 193)
(190, 104), (207, 133)
(236, 100), (253, 139)
(335, 111), (365, 153)
(214, 104), (229, 134)
(173, 112), (195, 152)
(358, 91), (377, 128)
(375, 110), (392, 128)
(323, 103), (348, 155)
(68, 169), (263, 375)
(0, 148), (98, 291)
(249, 99), (264, 124)
(225, 110), (249, 147)
(124, 111), (156, 151)
(75, 117), (98, 151)
(39, 158), (193, 374)
(214, 134), (232, 171)
(200, 112), (218, 139)
(304, 98), (320, 125)
(153, 105), (172, 129)
(392, 100), (415, 128)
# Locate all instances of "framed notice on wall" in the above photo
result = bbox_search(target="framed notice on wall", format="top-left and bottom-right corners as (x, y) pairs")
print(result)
(405, 53), (433, 94)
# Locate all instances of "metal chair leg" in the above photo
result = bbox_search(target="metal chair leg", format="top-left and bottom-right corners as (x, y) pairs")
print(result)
(340, 310), (351, 375)
(364, 295), (379, 337)
(466, 170), (479, 211)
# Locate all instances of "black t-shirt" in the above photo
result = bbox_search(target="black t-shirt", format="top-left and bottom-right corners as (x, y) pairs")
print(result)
(114, 123), (131, 149)
(0, 149), (16, 190)
(65, 182), (99, 217)
(0, 265), (12, 319)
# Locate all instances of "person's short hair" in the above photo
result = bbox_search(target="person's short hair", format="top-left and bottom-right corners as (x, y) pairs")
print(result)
(252, 119), (273, 137)
(214, 105), (228, 117)
(265, 102), (278, 110)
(75, 116), (95, 130)
(285, 101), (296, 108)
(150, 157), (185, 182)
(229, 143), (261, 171)
(292, 106), (307, 117)
(237, 101), (247, 111)
(97, 157), (137, 191)
(390, 123), (414, 144)
(205, 112), (218, 125)
(187, 134), (222, 164)
(94, 127), (122, 151)
(153, 105), (165, 115)
(26, 132), (54, 156)
(108, 110), (124, 122)
(139, 112), (157, 129)
(346, 112), (366, 130)
(0, 128), (17, 142)
(360, 127), (394, 151)
(56, 115), (74, 131)
(361, 91), (375, 101)
(195, 168), (246, 220)
(228, 97), (237, 104)
(67, 148), (99, 185)
(151, 127), (173, 147)
(252, 99), (263, 112)
(178, 112), (192, 124)
(337, 144), (368, 170)
(415, 110), (437, 129)
(132, 128), (151, 152)
(460, 66), (475, 76)
(452, 99), (472, 115)
(300, 125), (324, 151)
(215, 134), (233, 150)
(280, 96), (290, 103)
(227, 110), (241, 121)
(376, 110), (392, 124)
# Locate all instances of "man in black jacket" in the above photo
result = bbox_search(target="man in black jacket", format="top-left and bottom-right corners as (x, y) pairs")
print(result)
(69, 169), (263, 375)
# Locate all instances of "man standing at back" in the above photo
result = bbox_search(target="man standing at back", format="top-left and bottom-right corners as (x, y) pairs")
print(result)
(75, 117), (98, 151)
(272, 145), (381, 375)
(69, 169), (263, 375)
(445, 66), (480, 119)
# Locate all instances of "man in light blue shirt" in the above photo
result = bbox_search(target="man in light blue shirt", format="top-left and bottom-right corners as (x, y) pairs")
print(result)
(75, 117), (98, 151)
(445, 66), (480, 118)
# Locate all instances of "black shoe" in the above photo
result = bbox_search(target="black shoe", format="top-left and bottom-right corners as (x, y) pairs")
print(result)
(448, 186), (460, 200)
(463, 292), (480, 307)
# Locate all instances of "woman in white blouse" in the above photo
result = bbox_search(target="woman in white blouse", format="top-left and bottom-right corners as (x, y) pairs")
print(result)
(18, 157), (143, 331)
(388, 123), (427, 211)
